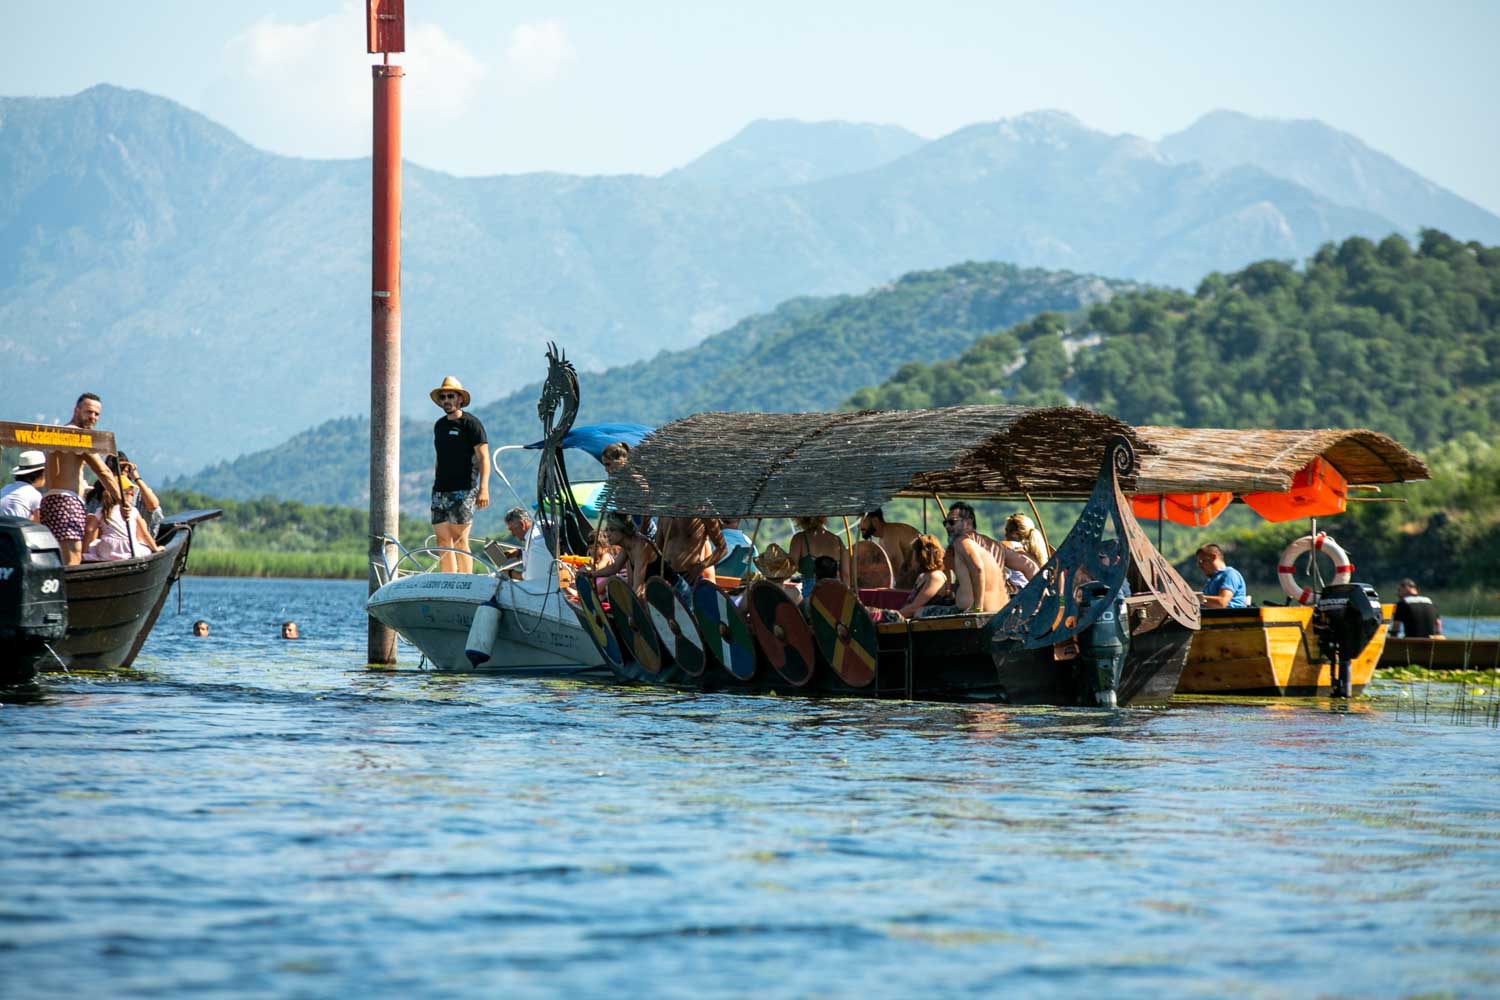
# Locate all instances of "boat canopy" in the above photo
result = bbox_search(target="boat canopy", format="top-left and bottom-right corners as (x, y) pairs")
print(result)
(1132, 426), (1429, 495)
(596, 405), (1147, 518)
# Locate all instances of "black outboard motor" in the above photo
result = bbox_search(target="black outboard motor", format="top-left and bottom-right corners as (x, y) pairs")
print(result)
(1314, 582), (1381, 698)
(1076, 581), (1129, 708)
(0, 516), (68, 684)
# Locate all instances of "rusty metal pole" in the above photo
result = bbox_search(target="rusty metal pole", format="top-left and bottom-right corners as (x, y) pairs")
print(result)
(367, 62), (403, 665)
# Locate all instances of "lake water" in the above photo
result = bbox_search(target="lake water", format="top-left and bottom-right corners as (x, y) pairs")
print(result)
(4, 577), (1499, 998)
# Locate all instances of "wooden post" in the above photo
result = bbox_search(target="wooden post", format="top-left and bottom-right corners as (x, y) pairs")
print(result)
(367, 2), (405, 665)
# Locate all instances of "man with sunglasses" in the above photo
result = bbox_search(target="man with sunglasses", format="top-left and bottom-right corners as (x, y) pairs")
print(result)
(942, 502), (1006, 615)
(429, 376), (490, 573)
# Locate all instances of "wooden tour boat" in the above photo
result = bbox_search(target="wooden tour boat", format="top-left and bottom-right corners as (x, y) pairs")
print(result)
(530, 347), (1203, 708)
(1, 419), (221, 683)
(1126, 426), (1430, 696)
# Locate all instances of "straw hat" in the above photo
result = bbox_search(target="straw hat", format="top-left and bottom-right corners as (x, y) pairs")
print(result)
(429, 376), (471, 408)
(753, 542), (796, 581)
(11, 450), (44, 476)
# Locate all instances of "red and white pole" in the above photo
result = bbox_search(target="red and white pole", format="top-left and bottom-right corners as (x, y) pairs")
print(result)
(367, 3), (405, 664)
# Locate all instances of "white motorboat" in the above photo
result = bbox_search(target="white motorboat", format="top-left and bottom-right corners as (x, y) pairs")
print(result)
(365, 539), (605, 675)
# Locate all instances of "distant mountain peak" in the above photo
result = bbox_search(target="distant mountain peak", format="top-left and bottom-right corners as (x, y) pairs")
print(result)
(1162, 110), (1500, 240)
(669, 117), (927, 189)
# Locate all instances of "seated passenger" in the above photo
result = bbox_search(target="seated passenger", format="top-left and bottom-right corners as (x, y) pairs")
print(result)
(81, 479), (161, 562)
(1004, 513), (1049, 570)
(501, 507), (552, 582)
(859, 508), (922, 588)
(659, 516), (728, 588)
(0, 450), (47, 521)
(1195, 544), (1250, 608)
(942, 502), (1006, 614)
(788, 516), (851, 599)
(899, 534), (951, 619)
(581, 512), (661, 599)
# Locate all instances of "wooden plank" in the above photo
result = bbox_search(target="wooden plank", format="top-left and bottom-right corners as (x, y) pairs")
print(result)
(0, 420), (115, 457)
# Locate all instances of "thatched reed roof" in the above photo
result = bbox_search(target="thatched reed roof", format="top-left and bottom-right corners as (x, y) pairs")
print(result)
(1133, 426), (1429, 494)
(597, 406), (1146, 518)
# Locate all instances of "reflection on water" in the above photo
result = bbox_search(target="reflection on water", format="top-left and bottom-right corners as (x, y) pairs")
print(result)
(2, 578), (1499, 997)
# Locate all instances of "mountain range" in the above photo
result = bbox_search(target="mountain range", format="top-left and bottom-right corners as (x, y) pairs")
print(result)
(177, 261), (1132, 519)
(4, 85), (1499, 477)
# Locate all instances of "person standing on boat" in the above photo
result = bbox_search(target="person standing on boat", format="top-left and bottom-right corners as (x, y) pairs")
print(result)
(429, 377), (490, 574)
(859, 509), (922, 587)
(1391, 579), (1442, 638)
(40, 393), (121, 565)
(1195, 544), (1250, 608)
(0, 450), (47, 520)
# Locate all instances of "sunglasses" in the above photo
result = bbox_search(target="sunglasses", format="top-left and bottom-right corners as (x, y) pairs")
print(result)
(438, 393), (460, 400)
(943, 517), (961, 526)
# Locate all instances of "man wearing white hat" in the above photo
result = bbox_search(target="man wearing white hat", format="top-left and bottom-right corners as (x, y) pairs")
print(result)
(0, 450), (47, 520)
(429, 376), (490, 574)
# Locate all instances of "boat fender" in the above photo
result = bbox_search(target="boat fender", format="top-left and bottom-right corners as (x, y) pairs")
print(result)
(1277, 533), (1353, 605)
(465, 596), (502, 666)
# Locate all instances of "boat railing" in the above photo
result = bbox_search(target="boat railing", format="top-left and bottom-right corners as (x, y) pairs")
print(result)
(370, 533), (515, 585)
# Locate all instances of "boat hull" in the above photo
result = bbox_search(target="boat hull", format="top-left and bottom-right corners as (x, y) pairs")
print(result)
(608, 604), (1193, 707)
(1178, 604), (1393, 696)
(366, 573), (606, 674)
(1378, 636), (1500, 671)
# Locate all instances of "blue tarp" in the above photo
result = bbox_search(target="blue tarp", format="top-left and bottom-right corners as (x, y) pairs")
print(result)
(524, 422), (652, 462)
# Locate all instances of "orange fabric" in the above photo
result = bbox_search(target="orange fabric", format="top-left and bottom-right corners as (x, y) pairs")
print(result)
(1244, 457), (1348, 522)
(1131, 491), (1233, 527)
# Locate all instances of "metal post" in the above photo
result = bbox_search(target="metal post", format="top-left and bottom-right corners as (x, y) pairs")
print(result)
(368, 62), (403, 664)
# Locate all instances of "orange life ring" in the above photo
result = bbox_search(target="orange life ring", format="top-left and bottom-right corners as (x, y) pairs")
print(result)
(1277, 533), (1353, 605)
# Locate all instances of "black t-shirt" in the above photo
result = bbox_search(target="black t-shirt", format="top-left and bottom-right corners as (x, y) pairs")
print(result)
(432, 412), (487, 492)
(1393, 594), (1439, 638)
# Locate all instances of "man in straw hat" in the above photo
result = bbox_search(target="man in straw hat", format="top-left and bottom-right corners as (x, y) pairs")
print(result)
(429, 376), (490, 574)
(0, 450), (47, 520)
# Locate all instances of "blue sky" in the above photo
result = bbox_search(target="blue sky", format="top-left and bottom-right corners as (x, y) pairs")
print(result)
(10, 1), (1500, 213)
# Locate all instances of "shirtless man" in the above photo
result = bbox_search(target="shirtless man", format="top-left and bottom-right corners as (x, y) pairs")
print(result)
(657, 516), (727, 586)
(582, 512), (662, 599)
(944, 502), (1006, 613)
(41, 393), (120, 565)
(859, 508), (922, 587)
(788, 516), (851, 598)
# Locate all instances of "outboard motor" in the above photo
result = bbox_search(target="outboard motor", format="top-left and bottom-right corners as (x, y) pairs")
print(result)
(1076, 581), (1129, 708)
(1314, 582), (1381, 698)
(0, 516), (68, 683)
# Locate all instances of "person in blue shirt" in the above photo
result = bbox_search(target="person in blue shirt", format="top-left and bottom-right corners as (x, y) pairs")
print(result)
(1195, 544), (1250, 608)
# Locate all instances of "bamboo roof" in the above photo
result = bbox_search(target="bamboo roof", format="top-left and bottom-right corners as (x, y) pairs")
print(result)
(597, 405), (1146, 518)
(1133, 426), (1429, 494)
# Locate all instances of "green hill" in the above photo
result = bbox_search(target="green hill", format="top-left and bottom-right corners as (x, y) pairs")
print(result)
(847, 230), (1500, 588)
(174, 261), (1135, 525)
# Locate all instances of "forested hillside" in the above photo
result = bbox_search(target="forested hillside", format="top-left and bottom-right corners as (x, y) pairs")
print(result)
(850, 231), (1500, 449)
(848, 230), (1500, 587)
(176, 262), (1132, 517)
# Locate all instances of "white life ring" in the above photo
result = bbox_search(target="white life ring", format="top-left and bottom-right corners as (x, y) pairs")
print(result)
(1277, 533), (1354, 605)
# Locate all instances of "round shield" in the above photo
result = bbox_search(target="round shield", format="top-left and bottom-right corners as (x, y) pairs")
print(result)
(808, 580), (880, 688)
(646, 577), (706, 677)
(853, 540), (894, 589)
(606, 577), (663, 673)
(572, 576), (623, 668)
(692, 579), (757, 681)
(745, 580), (817, 687)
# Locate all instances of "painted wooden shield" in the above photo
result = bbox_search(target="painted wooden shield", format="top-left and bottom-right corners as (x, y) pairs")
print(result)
(606, 577), (663, 673)
(853, 540), (894, 589)
(745, 580), (817, 687)
(808, 580), (880, 688)
(646, 577), (706, 677)
(572, 576), (623, 668)
(692, 579), (756, 681)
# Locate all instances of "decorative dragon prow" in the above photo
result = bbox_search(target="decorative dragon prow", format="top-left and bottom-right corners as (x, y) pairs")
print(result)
(535, 342), (593, 558)
(984, 435), (1200, 650)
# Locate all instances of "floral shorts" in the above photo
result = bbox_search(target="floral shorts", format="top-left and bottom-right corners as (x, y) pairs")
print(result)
(431, 487), (478, 526)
